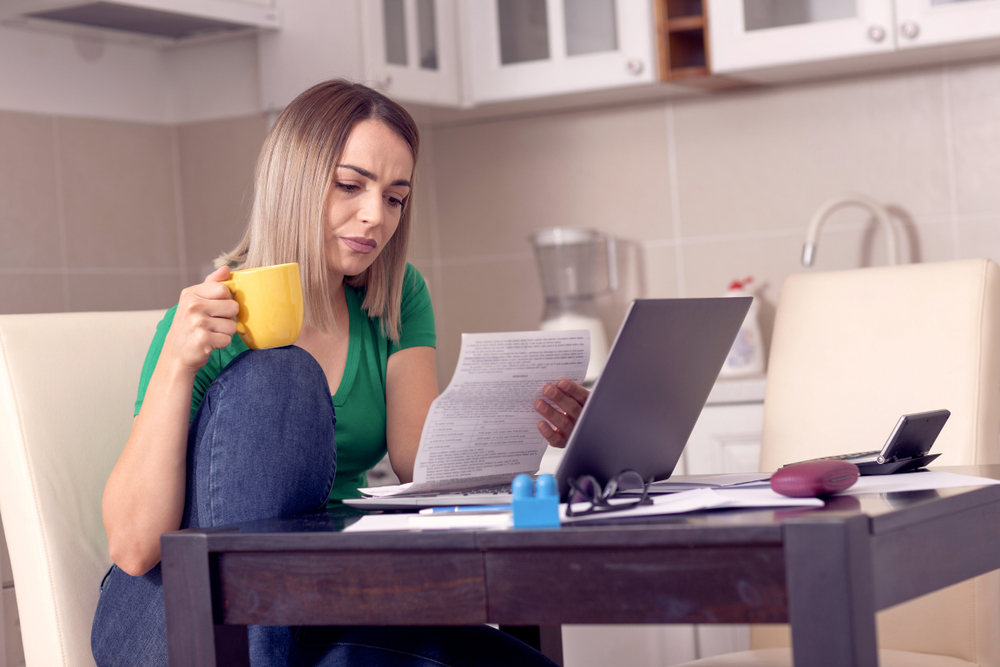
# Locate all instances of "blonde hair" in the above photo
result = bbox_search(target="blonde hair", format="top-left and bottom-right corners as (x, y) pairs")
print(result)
(217, 79), (420, 341)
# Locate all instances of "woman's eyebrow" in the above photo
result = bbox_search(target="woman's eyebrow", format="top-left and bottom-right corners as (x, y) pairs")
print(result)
(338, 164), (411, 188)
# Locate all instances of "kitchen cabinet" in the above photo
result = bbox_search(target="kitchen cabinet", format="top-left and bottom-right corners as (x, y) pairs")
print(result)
(361, 0), (464, 106)
(681, 376), (766, 662)
(895, 0), (1000, 49)
(460, 0), (658, 104)
(682, 376), (765, 476)
(707, 0), (1000, 81)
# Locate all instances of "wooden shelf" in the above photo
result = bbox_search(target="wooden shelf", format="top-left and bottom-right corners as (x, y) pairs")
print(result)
(654, 0), (748, 90)
(666, 16), (706, 32)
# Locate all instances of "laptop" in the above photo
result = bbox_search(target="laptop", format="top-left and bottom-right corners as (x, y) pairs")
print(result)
(343, 297), (752, 509)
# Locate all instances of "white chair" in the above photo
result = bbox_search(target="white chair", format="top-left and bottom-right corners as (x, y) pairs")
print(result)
(0, 310), (165, 667)
(681, 258), (1000, 667)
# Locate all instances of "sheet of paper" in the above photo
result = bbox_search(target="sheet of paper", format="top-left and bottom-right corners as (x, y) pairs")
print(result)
(841, 470), (1000, 495)
(360, 330), (589, 497)
(342, 513), (513, 532)
(561, 487), (823, 523)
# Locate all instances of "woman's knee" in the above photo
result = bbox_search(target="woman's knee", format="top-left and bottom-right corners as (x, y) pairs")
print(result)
(218, 346), (331, 405)
(184, 346), (337, 528)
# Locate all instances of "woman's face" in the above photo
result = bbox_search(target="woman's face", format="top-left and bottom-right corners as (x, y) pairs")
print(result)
(324, 119), (414, 281)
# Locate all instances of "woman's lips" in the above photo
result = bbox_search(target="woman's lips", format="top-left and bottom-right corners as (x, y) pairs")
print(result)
(341, 236), (377, 254)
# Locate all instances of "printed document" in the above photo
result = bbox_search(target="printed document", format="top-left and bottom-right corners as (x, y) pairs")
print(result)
(359, 330), (589, 497)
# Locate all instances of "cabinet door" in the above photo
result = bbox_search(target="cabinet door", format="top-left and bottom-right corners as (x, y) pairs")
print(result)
(362, 0), (463, 106)
(683, 403), (764, 475)
(894, 0), (1000, 49)
(461, 0), (656, 104)
(707, 0), (896, 74)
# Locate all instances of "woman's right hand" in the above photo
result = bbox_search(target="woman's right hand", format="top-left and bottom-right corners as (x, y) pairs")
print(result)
(162, 266), (240, 374)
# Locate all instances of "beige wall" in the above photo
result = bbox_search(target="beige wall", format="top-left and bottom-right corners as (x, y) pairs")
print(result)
(2, 58), (999, 389)
(0, 110), (266, 316)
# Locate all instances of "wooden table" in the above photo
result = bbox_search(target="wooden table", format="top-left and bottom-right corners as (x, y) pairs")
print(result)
(160, 465), (1000, 667)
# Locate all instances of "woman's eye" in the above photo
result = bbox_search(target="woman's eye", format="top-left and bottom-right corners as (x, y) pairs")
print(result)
(336, 182), (360, 193)
(386, 196), (405, 209)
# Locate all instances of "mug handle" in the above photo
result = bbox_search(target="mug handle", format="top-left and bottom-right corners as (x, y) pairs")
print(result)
(220, 279), (246, 335)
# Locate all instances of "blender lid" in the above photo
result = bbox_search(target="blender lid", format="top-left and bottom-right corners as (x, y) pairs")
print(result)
(530, 227), (601, 246)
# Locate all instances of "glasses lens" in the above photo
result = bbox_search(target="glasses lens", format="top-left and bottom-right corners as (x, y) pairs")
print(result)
(614, 470), (646, 494)
(569, 475), (601, 505)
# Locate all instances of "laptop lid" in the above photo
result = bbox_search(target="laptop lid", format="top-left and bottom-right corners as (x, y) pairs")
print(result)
(555, 297), (752, 498)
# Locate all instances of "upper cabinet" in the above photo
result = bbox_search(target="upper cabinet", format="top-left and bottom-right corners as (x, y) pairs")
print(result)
(460, 0), (657, 104)
(894, 0), (1000, 49)
(360, 0), (658, 107)
(708, 0), (1000, 80)
(361, 0), (463, 106)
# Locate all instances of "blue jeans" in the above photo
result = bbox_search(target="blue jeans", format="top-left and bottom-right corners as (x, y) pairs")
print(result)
(91, 346), (557, 667)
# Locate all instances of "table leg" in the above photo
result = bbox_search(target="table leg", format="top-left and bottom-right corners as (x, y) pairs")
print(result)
(161, 533), (250, 667)
(784, 515), (877, 667)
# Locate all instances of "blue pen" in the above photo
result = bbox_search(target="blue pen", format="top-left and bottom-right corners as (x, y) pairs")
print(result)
(419, 504), (512, 515)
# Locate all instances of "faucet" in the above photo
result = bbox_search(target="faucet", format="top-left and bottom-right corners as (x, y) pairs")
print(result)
(802, 193), (898, 267)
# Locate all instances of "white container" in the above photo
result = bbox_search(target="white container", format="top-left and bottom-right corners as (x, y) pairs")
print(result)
(718, 277), (765, 378)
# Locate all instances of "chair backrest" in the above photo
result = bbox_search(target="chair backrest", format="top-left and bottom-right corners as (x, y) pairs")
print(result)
(751, 259), (1000, 664)
(0, 310), (165, 667)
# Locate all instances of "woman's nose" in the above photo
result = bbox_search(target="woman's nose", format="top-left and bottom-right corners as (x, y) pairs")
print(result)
(359, 191), (384, 227)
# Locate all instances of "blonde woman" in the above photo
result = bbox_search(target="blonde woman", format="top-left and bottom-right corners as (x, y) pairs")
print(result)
(91, 80), (586, 667)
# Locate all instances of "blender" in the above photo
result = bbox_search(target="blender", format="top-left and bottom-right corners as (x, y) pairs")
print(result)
(529, 227), (617, 385)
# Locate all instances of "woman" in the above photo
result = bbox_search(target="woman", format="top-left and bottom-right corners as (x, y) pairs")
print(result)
(91, 79), (588, 666)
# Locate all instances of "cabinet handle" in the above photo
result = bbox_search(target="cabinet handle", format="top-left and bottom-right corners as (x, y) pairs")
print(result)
(900, 21), (920, 39)
(867, 25), (886, 42)
(377, 74), (393, 89)
(626, 58), (644, 75)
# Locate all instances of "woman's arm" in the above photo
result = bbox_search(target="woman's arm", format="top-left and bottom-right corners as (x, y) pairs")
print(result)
(534, 380), (590, 448)
(102, 267), (239, 576)
(384, 346), (439, 483)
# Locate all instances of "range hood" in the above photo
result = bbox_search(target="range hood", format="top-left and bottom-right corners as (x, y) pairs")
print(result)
(0, 0), (279, 45)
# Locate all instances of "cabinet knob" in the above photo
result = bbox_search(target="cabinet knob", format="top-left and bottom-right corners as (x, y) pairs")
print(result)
(867, 25), (886, 42)
(626, 58), (644, 75)
(900, 21), (920, 39)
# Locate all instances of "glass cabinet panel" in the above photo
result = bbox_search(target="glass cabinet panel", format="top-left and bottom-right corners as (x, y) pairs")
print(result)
(363, 0), (460, 105)
(383, 0), (408, 65)
(564, 0), (618, 56)
(416, 0), (438, 69)
(743, 0), (857, 31)
(498, 0), (550, 64)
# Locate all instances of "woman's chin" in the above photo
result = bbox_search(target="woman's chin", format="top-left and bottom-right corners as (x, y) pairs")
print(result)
(328, 256), (378, 280)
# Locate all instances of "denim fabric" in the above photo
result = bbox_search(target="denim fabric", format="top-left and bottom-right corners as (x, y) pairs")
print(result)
(92, 346), (337, 667)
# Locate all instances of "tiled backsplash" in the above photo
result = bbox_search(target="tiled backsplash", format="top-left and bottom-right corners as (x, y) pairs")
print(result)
(2, 59), (999, 388)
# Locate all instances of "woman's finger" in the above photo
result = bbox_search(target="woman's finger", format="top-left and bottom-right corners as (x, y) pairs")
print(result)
(537, 420), (569, 448)
(541, 382), (587, 421)
(534, 398), (575, 433)
(557, 379), (590, 405)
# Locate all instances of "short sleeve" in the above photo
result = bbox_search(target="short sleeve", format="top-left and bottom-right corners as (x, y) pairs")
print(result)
(389, 264), (436, 355)
(134, 307), (176, 416)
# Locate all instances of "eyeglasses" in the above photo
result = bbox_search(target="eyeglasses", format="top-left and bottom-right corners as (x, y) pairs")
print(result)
(566, 469), (653, 517)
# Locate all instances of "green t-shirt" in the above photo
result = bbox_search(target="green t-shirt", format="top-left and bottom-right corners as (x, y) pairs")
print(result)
(133, 263), (436, 502)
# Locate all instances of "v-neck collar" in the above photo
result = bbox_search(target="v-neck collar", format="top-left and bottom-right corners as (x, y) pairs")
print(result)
(331, 286), (360, 407)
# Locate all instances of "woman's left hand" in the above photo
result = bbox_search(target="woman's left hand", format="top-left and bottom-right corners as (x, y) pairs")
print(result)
(534, 379), (590, 448)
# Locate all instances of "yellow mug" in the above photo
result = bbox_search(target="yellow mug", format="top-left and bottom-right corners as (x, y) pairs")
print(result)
(221, 263), (304, 350)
